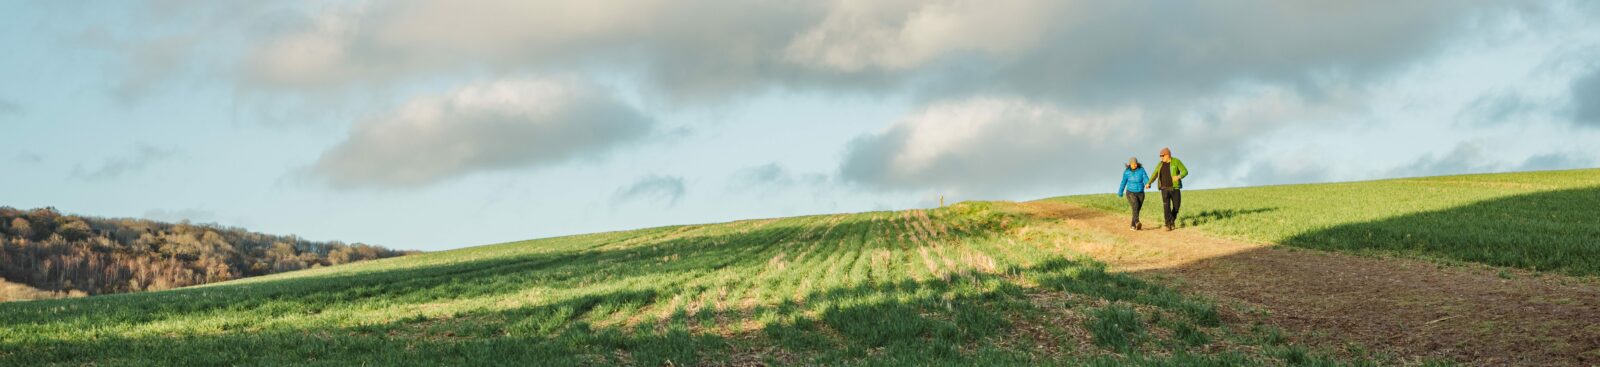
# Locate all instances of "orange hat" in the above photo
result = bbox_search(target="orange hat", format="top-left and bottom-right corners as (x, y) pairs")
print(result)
(1160, 147), (1171, 156)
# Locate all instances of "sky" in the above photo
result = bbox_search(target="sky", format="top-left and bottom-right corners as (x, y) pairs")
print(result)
(2, 1), (1598, 251)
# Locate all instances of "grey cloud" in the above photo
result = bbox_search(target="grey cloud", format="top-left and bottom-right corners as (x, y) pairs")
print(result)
(63, 1), (291, 105)
(307, 77), (654, 189)
(1572, 67), (1600, 127)
(143, 209), (218, 224)
(0, 99), (21, 116)
(1393, 142), (1500, 178)
(240, 0), (828, 101)
(1391, 144), (1596, 179)
(109, 35), (200, 104)
(1457, 91), (1537, 127)
(1382, 143), (1596, 180)
(239, 0), (1519, 108)
(612, 175), (686, 208)
(729, 163), (828, 191)
(71, 144), (175, 181)
(14, 153), (42, 164)
(1236, 159), (1332, 187)
(1387, 143), (1595, 178)
(1518, 152), (1595, 171)
(925, 1), (1507, 108)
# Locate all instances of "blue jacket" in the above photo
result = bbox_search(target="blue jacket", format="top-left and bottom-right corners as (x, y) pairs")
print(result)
(1118, 166), (1148, 197)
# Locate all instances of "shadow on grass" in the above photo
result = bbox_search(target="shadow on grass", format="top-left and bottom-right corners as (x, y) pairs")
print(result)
(0, 215), (905, 330)
(0, 255), (1236, 366)
(1280, 186), (1600, 277)
(1179, 207), (1278, 228)
(0, 209), (1069, 365)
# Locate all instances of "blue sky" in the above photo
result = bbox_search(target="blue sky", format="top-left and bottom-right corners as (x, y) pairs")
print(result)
(2, 1), (1598, 251)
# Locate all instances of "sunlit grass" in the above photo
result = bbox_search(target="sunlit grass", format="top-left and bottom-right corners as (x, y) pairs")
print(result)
(2, 202), (1366, 365)
(1049, 168), (1600, 276)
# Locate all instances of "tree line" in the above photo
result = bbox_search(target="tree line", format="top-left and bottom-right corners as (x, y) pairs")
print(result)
(0, 206), (416, 298)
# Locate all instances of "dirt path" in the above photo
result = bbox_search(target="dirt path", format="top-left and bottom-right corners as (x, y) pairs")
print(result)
(1018, 201), (1600, 366)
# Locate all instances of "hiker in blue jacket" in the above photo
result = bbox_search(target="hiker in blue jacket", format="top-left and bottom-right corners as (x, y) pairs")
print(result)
(1117, 157), (1149, 230)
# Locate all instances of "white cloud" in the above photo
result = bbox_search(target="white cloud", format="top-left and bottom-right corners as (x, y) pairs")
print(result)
(307, 77), (653, 189)
(839, 97), (1140, 198)
(837, 84), (1367, 198)
(781, 0), (1053, 72)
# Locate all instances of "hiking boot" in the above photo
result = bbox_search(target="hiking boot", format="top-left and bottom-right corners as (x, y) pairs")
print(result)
(1135, 223), (1142, 230)
(1165, 225), (1174, 231)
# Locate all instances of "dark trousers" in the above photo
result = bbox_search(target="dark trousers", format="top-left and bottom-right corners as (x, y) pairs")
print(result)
(1125, 192), (1145, 227)
(1161, 189), (1182, 227)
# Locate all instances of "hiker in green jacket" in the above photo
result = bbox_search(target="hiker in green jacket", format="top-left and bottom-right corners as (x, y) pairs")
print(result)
(1144, 147), (1188, 231)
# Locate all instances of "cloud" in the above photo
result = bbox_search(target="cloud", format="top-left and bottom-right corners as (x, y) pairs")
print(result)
(307, 77), (654, 189)
(838, 97), (1139, 198)
(240, 0), (1540, 198)
(241, 0), (827, 101)
(838, 85), (1356, 198)
(1518, 151), (1595, 171)
(70, 144), (175, 181)
(238, 0), (1517, 107)
(612, 175), (686, 207)
(729, 163), (828, 191)
(14, 153), (42, 164)
(60, 1), (295, 105)
(143, 209), (218, 224)
(0, 98), (21, 116)
(1572, 67), (1600, 127)
(1388, 143), (1595, 178)
(1392, 142), (1500, 178)
(1456, 91), (1538, 127)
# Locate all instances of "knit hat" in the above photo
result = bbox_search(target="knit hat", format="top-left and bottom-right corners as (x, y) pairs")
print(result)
(1160, 147), (1171, 156)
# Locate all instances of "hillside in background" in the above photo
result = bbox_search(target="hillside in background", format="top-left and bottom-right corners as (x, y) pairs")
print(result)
(0, 207), (415, 300)
(2, 169), (1597, 365)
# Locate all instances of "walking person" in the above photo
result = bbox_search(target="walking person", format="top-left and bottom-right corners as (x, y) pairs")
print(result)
(1144, 147), (1188, 231)
(1117, 157), (1148, 230)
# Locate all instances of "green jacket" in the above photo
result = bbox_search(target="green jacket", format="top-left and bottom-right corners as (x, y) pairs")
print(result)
(1148, 157), (1188, 190)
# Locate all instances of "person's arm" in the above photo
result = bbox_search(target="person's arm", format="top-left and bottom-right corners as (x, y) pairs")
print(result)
(1118, 170), (1128, 197)
(1174, 159), (1188, 181)
(1146, 167), (1156, 189)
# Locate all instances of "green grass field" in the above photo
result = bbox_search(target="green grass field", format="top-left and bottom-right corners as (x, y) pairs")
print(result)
(0, 203), (1369, 366)
(1050, 168), (1600, 277)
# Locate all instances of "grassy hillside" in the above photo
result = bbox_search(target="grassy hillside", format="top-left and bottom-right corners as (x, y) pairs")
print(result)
(0, 203), (1363, 366)
(0, 278), (81, 302)
(1051, 168), (1600, 276)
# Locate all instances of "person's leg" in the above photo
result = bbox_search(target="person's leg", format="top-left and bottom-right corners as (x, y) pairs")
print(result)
(1127, 192), (1143, 228)
(1161, 189), (1176, 229)
(1170, 189), (1182, 227)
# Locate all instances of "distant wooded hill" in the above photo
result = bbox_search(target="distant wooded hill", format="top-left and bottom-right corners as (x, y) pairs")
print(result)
(0, 207), (414, 301)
